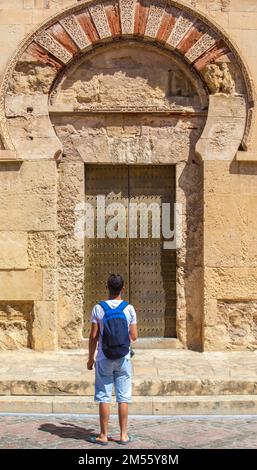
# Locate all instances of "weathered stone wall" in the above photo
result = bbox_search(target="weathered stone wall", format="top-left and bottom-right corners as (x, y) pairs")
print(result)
(0, 0), (257, 351)
(0, 161), (58, 350)
(52, 43), (205, 350)
(203, 159), (257, 350)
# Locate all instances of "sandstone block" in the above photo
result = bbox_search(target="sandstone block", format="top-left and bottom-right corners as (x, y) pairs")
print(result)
(8, 115), (62, 160)
(28, 232), (57, 268)
(0, 231), (28, 269)
(228, 28), (257, 56)
(43, 269), (58, 301)
(32, 301), (58, 351)
(229, 12), (257, 29)
(204, 194), (248, 232)
(0, 7), (33, 24)
(24, 0), (34, 9)
(228, 0), (257, 12)
(5, 93), (49, 118)
(0, 269), (43, 300)
(205, 267), (257, 299)
(57, 291), (83, 350)
(0, 160), (57, 195)
(196, 95), (246, 161)
(0, 193), (57, 231)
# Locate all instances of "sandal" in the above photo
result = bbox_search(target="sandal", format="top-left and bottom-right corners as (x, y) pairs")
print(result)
(87, 435), (109, 446)
(118, 435), (133, 445)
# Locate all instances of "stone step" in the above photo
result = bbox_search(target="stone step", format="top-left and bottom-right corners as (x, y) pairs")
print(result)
(81, 338), (183, 349)
(1, 395), (257, 415)
(2, 350), (257, 402)
(2, 376), (257, 396)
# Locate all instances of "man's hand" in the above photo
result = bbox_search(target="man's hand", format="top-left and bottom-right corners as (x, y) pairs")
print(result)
(87, 359), (95, 370)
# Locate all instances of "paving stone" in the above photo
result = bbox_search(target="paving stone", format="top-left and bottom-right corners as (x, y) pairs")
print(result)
(1, 414), (257, 449)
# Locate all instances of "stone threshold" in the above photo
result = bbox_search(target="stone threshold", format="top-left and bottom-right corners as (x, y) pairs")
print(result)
(1, 395), (257, 415)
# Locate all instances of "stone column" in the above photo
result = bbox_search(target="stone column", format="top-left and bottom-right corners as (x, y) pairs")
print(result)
(57, 154), (85, 349)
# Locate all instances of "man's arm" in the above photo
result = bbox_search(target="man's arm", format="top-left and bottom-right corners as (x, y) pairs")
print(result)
(87, 322), (99, 370)
(129, 305), (138, 342)
(129, 324), (138, 342)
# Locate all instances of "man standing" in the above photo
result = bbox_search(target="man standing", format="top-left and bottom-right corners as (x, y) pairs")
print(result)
(87, 274), (138, 445)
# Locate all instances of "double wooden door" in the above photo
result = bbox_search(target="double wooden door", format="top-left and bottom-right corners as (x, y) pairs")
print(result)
(84, 165), (176, 337)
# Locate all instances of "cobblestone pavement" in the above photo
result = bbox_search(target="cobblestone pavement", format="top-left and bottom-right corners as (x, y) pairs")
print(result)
(0, 414), (257, 449)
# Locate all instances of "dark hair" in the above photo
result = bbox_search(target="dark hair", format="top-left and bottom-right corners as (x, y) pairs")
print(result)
(107, 274), (124, 296)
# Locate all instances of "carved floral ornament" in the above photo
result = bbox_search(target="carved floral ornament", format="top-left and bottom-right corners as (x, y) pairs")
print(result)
(0, 0), (254, 158)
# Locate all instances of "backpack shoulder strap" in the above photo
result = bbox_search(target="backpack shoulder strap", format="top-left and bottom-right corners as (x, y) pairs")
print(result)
(98, 301), (112, 314)
(114, 300), (129, 314)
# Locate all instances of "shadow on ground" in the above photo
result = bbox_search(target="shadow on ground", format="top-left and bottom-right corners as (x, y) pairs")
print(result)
(39, 422), (96, 441)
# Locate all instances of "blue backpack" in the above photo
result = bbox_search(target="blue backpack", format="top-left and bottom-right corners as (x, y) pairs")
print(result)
(99, 300), (130, 360)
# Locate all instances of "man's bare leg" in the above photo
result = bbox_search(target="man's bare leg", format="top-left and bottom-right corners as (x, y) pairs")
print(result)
(97, 403), (110, 442)
(118, 402), (129, 442)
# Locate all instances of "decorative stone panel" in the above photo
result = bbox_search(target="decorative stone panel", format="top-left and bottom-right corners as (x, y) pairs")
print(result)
(60, 15), (90, 50)
(88, 3), (112, 39)
(119, 0), (136, 34)
(49, 42), (205, 112)
(0, 302), (34, 350)
(167, 13), (195, 48)
(216, 300), (257, 351)
(35, 31), (73, 64)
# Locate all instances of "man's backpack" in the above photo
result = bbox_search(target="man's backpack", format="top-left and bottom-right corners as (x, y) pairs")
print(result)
(99, 300), (130, 360)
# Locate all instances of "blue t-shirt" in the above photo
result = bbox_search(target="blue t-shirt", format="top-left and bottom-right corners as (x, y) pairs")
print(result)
(90, 299), (137, 361)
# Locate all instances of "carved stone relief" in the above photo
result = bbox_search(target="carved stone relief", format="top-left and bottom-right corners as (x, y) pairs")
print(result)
(167, 13), (195, 48)
(35, 31), (73, 65)
(216, 300), (257, 350)
(0, 302), (34, 350)
(201, 63), (235, 95)
(144, 2), (165, 38)
(88, 3), (112, 39)
(50, 43), (203, 112)
(119, 0), (136, 34)
(60, 15), (90, 50)
(53, 113), (205, 165)
(185, 31), (218, 63)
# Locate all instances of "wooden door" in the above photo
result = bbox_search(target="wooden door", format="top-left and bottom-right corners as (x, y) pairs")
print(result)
(84, 165), (176, 337)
